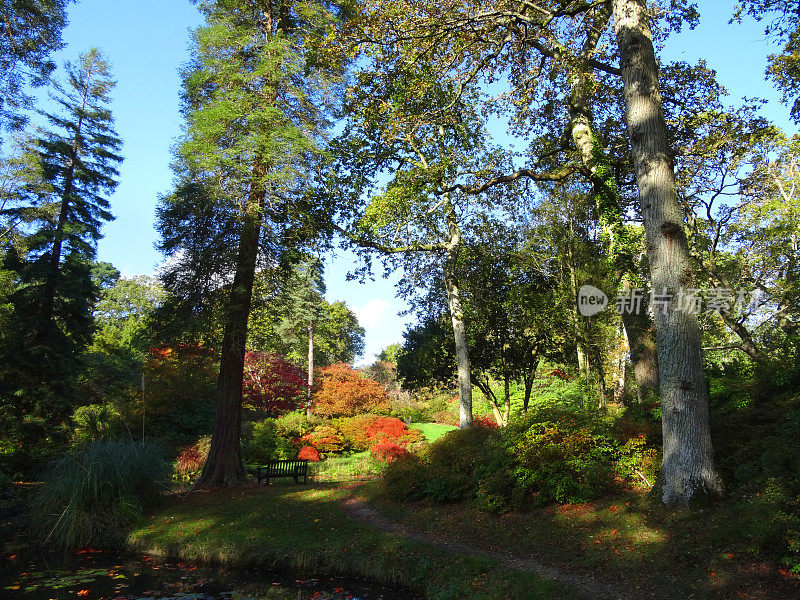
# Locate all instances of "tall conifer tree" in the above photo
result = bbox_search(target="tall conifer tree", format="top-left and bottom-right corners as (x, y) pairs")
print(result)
(0, 48), (121, 428)
(159, 0), (349, 487)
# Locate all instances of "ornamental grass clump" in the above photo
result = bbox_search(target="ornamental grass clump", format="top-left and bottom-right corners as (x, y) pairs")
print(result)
(32, 439), (170, 550)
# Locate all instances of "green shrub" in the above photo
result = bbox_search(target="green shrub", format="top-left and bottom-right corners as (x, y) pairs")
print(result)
(614, 434), (660, 489)
(381, 427), (493, 503)
(72, 403), (125, 446)
(0, 417), (71, 480)
(421, 427), (494, 501)
(710, 395), (800, 571)
(243, 419), (295, 464)
(392, 403), (429, 424)
(275, 411), (320, 439)
(32, 440), (170, 549)
(380, 415), (626, 511)
(381, 452), (428, 500)
(507, 418), (616, 505)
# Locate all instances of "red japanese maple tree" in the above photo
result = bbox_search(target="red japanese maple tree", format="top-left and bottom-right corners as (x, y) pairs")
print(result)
(242, 351), (308, 415)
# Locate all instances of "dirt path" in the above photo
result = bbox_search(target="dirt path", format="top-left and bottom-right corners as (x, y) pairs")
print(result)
(340, 493), (673, 600)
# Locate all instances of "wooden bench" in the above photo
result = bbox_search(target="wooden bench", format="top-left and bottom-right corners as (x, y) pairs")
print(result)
(251, 459), (309, 484)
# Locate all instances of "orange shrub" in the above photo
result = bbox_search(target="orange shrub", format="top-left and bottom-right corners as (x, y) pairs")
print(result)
(312, 363), (390, 417)
(366, 417), (424, 447)
(299, 424), (348, 454)
(371, 441), (410, 463)
(337, 414), (382, 450)
(336, 415), (424, 449)
(298, 445), (320, 462)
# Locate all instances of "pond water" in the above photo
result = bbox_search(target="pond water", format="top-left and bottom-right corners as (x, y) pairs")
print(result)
(0, 551), (418, 600)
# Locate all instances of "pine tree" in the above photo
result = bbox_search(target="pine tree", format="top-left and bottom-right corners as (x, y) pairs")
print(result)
(0, 48), (121, 429)
(158, 0), (349, 487)
(0, 0), (72, 135)
(31, 47), (122, 327)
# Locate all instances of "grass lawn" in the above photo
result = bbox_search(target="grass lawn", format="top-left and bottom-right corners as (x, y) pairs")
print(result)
(410, 422), (457, 442)
(129, 483), (578, 600)
(310, 451), (381, 481)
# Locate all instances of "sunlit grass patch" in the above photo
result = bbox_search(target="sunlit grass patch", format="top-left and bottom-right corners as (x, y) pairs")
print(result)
(409, 422), (457, 442)
(130, 483), (578, 600)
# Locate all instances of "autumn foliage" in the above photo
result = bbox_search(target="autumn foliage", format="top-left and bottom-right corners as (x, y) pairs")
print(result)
(337, 415), (424, 450)
(299, 424), (348, 454)
(297, 445), (320, 462)
(371, 440), (410, 463)
(175, 435), (211, 479)
(242, 351), (307, 415)
(474, 415), (499, 428)
(312, 363), (390, 417)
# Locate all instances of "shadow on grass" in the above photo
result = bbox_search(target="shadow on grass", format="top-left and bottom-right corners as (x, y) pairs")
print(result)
(129, 483), (580, 600)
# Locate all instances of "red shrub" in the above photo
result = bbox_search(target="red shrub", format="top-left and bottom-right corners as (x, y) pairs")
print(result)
(371, 441), (410, 463)
(366, 416), (409, 441)
(337, 415), (425, 449)
(242, 351), (308, 415)
(474, 415), (500, 428)
(312, 363), (390, 417)
(298, 445), (320, 462)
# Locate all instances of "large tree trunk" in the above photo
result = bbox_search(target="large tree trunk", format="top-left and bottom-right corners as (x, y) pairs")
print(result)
(621, 306), (659, 402)
(197, 159), (266, 488)
(612, 0), (722, 505)
(443, 198), (472, 428)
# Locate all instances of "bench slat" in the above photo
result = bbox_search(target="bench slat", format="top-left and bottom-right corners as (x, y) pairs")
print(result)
(254, 459), (309, 484)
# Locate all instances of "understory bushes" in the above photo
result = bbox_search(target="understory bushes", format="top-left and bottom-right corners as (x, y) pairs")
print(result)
(238, 412), (426, 464)
(175, 435), (211, 481)
(709, 393), (800, 574)
(32, 440), (170, 549)
(381, 413), (659, 512)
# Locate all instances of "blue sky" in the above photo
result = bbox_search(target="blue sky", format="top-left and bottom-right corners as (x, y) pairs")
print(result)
(48, 0), (793, 364)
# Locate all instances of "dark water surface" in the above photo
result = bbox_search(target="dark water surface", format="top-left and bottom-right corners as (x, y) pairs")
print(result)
(0, 551), (418, 600)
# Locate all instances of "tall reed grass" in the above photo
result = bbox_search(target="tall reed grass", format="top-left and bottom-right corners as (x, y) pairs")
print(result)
(32, 439), (169, 549)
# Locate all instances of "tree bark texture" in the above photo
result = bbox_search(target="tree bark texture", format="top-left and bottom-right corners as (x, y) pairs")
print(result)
(445, 247), (473, 428)
(197, 159), (266, 488)
(612, 0), (722, 505)
(620, 306), (659, 403)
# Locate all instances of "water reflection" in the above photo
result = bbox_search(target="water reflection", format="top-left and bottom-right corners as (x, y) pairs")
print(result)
(0, 551), (417, 600)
